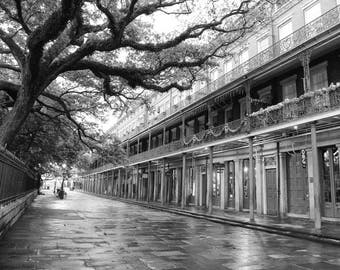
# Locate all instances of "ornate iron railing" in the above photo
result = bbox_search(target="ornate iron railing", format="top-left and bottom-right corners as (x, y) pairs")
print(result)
(249, 84), (340, 129)
(0, 147), (38, 204)
(128, 119), (249, 164)
(121, 5), (340, 141)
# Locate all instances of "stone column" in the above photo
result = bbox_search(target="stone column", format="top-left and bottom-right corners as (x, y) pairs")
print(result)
(208, 146), (214, 214)
(249, 137), (255, 222)
(311, 122), (321, 229)
(181, 153), (187, 208)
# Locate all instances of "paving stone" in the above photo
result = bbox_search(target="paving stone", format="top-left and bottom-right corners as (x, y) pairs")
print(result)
(1, 191), (340, 269)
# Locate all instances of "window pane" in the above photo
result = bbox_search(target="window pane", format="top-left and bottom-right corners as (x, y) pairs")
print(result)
(282, 79), (296, 99)
(304, 2), (321, 24)
(258, 37), (269, 52)
(239, 50), (249, 64)
(279, 20), (292, 40)
(225, 60), (232, 73)
(311, 65), (328, 91)
(333, 148), (340, 203)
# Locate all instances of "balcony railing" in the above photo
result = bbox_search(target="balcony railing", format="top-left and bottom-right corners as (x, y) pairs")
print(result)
(127, 84), (340, 164)
(122, 5), (340, 142)
(249, 84), (340, 130)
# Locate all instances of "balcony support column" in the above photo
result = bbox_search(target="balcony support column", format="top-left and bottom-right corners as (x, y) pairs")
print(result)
(137, 137), (140, 154)
(224, 161), (229, 209)
(118, 168), (122, 197)
(245, 80), (252, 116)
(181, 114), (186, 140)
(148, 132), (151, 151)
(161, 159), (166, 205)
(127, 140), (130, 158)
(249, 136), (255, 222)
(163, 126), (166, 145)
(136, 165), (139, 200)
(208, 146), (214, 214)
(176, 167), (181, 205)
(194, 161), (200, 206)
(207, 103), (213, 128)
(147, 161), (152, 202)
(299, 50), (312, 93)
(125, 169), (128, 198)
(311, 122), (322, 229)
(153, 165), (158, 202)
(181, 153), (187, 208)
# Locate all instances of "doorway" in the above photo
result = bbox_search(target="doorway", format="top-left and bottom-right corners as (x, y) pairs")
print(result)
(266, 168), (277, 215)
(287, 152), (309, 215)
(321, 146), (340, 218)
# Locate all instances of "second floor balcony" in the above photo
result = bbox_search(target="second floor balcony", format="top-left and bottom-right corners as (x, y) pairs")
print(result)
(120, 4), (340, 142)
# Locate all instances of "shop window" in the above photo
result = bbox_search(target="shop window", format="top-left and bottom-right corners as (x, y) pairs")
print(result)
(310, 62), (328, 91)
(304, 1), (321, 24)
(280, 75), (297, 100)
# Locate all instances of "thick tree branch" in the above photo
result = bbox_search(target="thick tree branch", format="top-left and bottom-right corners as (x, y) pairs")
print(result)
(0, 80), (20, 100)
(0, 63), (21, 72)
(0, 29), (25, 66)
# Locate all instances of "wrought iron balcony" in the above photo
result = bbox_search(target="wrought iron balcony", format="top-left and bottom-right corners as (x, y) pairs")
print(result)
(249, 84), (340, 130)
(128, 119), (249, 164)
(121, 5), (340, 142)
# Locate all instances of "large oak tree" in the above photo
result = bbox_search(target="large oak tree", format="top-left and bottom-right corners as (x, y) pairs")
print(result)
(0, 0), (273, 149)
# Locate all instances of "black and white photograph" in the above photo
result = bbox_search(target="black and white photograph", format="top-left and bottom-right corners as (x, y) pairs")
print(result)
(0, 0), (340, 269)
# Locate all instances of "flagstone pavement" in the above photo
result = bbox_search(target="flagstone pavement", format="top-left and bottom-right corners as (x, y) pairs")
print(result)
(0, 190), (340, 270)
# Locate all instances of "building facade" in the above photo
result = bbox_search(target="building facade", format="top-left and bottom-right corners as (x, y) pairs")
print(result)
(76, 0), (340, 227)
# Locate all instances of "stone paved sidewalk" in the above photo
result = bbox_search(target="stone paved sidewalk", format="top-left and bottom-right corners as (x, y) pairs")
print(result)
(1, 190), (340, 270)
(107, 195), (340, 246)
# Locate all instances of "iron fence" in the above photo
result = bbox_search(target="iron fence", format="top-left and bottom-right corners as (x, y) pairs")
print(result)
(0, 147), (38, 204)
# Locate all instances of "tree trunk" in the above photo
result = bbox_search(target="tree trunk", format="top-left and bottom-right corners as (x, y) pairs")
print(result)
(0, 88), (35, 147)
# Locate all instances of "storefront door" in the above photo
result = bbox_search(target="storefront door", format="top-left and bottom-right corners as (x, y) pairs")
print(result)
(287, 152), (309, 215)
(266, 168), (277, 215)
(243, 159), (250, 209)
(321, 146), (340, 218)
(212, 165), (223, 207)
(226, 161), (235, 208)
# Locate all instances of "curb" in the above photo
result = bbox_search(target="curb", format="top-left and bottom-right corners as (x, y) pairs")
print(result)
(79, 191), (340, 246)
